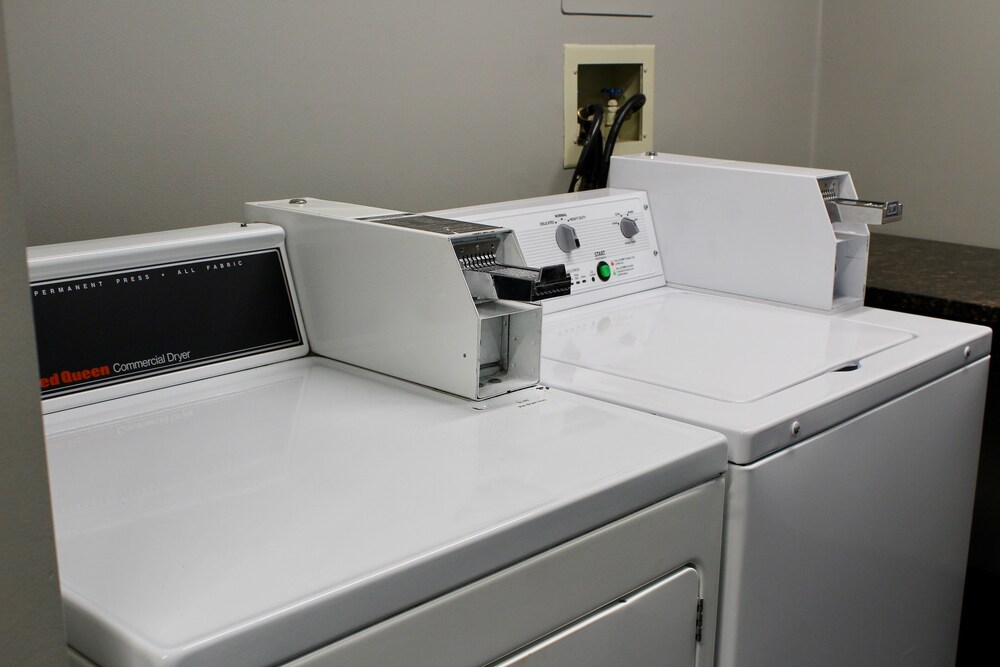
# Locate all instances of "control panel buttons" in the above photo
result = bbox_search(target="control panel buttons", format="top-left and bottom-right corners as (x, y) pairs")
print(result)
(619, 217), (640, 239)
(597, 261), (612, 281)
(555, 224), (580, 253)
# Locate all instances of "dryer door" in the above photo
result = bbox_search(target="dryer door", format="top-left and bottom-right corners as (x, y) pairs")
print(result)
(491, 566), (700, 667)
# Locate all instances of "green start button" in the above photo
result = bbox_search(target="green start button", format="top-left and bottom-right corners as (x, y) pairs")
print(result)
(597, 261), (612, 281)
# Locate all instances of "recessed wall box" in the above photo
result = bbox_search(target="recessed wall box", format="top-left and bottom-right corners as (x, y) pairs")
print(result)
(246, 199), (568, 400)
(564, 44), (654, 168)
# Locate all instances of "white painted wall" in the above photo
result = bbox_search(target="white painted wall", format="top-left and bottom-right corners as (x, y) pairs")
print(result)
(815, 0), (1000, 249)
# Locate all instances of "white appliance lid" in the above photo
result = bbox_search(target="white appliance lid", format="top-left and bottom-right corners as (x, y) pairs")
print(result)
(45, 356), (725, 667)
(540, 288), (990, 464)
(543, 290), (912, 403)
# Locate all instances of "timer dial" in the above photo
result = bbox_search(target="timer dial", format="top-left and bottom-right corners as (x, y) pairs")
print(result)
(555, 224), (580, 253)
(619, 217), (640, 239)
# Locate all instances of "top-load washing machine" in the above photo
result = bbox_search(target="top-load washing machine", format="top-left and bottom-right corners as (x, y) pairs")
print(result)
(31, 218), (729, 666)
(428, 154), (992, 667)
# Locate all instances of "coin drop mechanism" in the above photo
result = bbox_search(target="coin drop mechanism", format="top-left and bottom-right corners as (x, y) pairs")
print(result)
(607, 153), (903, 311)
(245, 199), (570, 400)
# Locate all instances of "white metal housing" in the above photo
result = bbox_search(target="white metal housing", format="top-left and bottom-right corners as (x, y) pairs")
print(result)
(246, 198), (542, 400)
(609, 152), (873, 311)
(50, 356), (727, 667)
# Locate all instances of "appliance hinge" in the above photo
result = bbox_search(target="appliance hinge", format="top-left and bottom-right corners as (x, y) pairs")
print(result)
(695, 597), (704, 642)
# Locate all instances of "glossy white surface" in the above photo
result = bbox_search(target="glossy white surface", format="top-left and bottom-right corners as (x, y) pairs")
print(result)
(541, 286), (991, 463)
(544, 290), (911, 403)
(45, 356), (726, 667)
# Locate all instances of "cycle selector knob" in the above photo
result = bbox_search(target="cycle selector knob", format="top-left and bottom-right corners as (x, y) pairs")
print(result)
(619, 217), (640, 239)
(555, 224), (580, 253)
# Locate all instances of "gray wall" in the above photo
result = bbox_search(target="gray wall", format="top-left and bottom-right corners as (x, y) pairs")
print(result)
(0, 5), (68, 665)
(4, 0), (822, 245)
(815, 0), (1000, 249)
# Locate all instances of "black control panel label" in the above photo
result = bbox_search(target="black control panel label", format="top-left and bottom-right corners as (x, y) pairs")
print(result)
(31, 249), (302, 398)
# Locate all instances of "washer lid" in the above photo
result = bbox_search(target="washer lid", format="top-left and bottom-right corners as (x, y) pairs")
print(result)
(44, 356), (725, 667)
(540, 288), (990, 464)
(543, 290), (912, 403)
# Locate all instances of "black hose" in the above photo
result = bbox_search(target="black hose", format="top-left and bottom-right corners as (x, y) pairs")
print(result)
(596, 93), (646, 189)
(568, 104), (604, 193)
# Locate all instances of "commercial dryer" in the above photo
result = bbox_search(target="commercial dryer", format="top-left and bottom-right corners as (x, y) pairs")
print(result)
(31, 220), (728, 666)
(429, 155), (991, 667)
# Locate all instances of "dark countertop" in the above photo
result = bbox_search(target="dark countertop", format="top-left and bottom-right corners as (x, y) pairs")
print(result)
(866, 234), (1000, 667)
(865, 234), (1000, 329)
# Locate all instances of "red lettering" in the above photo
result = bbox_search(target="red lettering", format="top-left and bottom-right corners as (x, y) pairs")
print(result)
(49, 366), (110, 387)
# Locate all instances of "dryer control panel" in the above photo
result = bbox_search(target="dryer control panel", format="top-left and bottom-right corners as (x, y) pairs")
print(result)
(431, 189), (665, 312)
(27, 223), (309, 413)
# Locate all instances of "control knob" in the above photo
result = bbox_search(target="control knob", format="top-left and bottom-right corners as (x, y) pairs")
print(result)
(619, 217), (640, 239)
(555, 224), (580, 253)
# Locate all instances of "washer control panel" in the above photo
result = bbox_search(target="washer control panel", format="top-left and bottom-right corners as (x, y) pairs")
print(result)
(433, 190), (664, 309)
